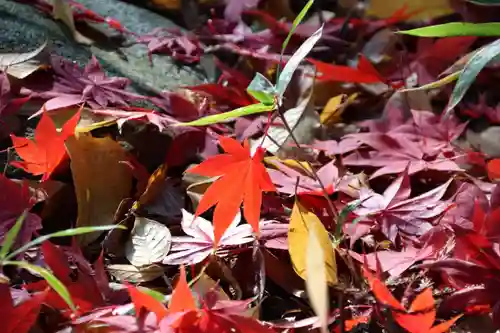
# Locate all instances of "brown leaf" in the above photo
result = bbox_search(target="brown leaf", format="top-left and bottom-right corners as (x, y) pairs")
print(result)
(65, 133), (133, 246)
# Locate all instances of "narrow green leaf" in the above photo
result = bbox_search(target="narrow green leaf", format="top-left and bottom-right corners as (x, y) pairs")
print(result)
(281, 0), (314, 53)
(446, 39), (500, 116)
(276, 25), (323, 100)
(0, 211), (27, 260)
(4, 260), (76, 311)
(5, 225), (126, 261)
(247, 73), (276, 105)
(175, 103), (275, 127)
(137, 286), (166, 302)
(399, 71), (461, 92)
(399, 22), (500, 37)
(466, 0), (500, 5)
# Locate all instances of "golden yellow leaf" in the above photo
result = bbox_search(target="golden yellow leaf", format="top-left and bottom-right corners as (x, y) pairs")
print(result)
(306, 227), (329, 333)
(320, 93), (358, 125)
(366, 0), (453, 21)
(320, 94), (346, 125)
(288, 200), (337, 285)
(66, 133), (133, 246)
(264, 156), (313, 173)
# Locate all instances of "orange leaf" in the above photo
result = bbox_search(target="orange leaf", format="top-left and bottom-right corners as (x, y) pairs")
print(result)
(308, 58), (385, 84)
(126, 284), (168, 322)
(487, 159), (500, 180)
(10, 108), (80, 181)
(393, 311), (436, 333)
(363, 268), (404, 311)
(169, 265), (197, 313)
(187, 137), (276, 244)
(428, 315), (462, 333)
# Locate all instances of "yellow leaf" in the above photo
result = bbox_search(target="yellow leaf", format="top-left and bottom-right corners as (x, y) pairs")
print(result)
(320, 94), (345, 125)
(306, 227), (329, 333)
(288, 200), (337, 285)
(366, 0), (453, 21)
(320, 93), (358, 125)
(264, 156), (313, 173)
(65, 133), (133, 246)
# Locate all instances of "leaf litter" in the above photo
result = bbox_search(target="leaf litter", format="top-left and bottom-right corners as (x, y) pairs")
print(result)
(5, 0), (500, 332)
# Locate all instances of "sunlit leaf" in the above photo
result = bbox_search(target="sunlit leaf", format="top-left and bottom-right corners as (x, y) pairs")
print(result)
(288, 199), (337, 285)
(175, 103), (275, 127)
(446, 39), (500, 116)
(276, 26), (323, 100)
(399, 71), (461, 92)
(305, 227), (329, 333)
(4, 261), (76, 312)
(247, 73), (276, 105)
(6, 225), (126, 261)
(399, 22), (500, 37)
(0, 211), (27, 260)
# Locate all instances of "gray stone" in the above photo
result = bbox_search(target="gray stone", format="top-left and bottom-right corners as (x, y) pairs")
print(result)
(0, 0), (209, 94)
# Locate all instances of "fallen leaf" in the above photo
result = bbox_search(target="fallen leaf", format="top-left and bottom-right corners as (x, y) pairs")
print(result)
(127, 284), (168, 322)
(65, 133), (132, 246)
(10, 108), (80, 181)
(288, 199), (337, 285)
(186, 137), (276, 244)
(107, 264), (165, 283)
(305, 227), (329, 333)
(125, 217), (172, 267)
(52, 0), (94, 45)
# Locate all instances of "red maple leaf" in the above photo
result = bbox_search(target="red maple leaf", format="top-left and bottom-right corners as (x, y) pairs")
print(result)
(125, 266), (275, 332)
(10, 108), (80, 181)
(187, 137), (276, 244)
(364, 268), (461, 333)
(26, 241), (105, 316)
(0, 284), (48, 333)
(351, 167), (453, 242)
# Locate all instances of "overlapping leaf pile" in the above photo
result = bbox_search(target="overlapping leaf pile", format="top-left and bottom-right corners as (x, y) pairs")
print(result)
(4, 0), (500, 332)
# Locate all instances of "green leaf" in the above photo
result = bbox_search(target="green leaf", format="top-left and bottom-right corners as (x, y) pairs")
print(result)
(247, 73), (276, 105)
(335, 200), (362, 239)
(137, 286), (166, 302)
(276, 25), (323, 100)
(446, 38), (500, 116)
(5, 225), (126, 261)
(399, 22), (500, 37)
(175, 103), (276, 127)
(466, 0), (500, 5)
(4, 260), (76, 311)
(399, 71), (461, 92)
(0, 211), (27, 260)
(281, 0), (315, 53)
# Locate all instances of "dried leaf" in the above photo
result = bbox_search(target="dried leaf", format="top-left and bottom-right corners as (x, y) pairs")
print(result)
(65, 133), (132, 246)
(52, 0), (94, 45)
(125, 217), (172, 267)
(107, 264), (164, 283)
